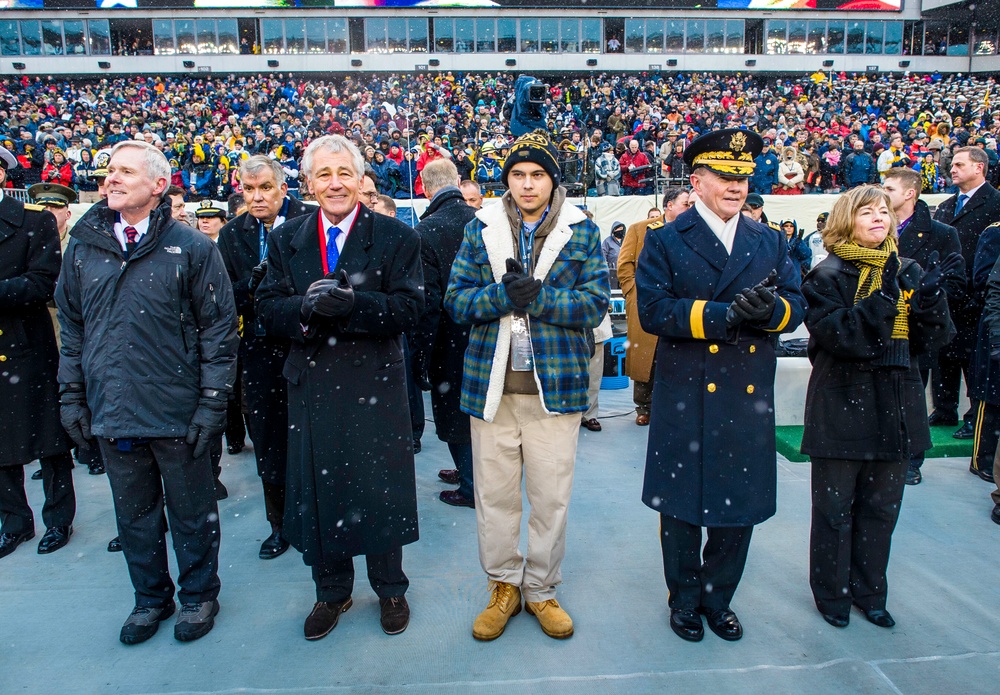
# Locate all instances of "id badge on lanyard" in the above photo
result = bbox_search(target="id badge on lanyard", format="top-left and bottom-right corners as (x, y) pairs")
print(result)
(510, 217), (543, 372)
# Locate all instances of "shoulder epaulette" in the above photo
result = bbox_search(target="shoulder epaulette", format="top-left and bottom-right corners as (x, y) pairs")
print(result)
(647, 219), (665, 230)
(23, 203), (46, 212)
(768, 221), (781, 231)
(986, 221), (1000, 230)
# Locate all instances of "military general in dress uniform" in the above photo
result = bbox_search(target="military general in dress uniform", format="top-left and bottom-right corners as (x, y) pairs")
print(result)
(635, 129), (806, 643)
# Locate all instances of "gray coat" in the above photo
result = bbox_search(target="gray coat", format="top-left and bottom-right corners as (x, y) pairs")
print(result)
(55, 199), (239, 437)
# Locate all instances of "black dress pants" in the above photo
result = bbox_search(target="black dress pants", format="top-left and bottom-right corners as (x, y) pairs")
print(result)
(932, 355), (976, 422)
(100, 438), (221, 608)
(810, 457), (907, 615)
(659, 514), (753, 611)
(0, 452), (75, 536)
(311, 547), (408, 603)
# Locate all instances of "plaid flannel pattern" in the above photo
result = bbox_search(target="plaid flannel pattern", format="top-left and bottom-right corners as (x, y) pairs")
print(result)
(445, 215), (610, 420)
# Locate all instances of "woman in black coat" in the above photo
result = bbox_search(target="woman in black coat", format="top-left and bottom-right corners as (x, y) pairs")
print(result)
(801, 185), (955, 630)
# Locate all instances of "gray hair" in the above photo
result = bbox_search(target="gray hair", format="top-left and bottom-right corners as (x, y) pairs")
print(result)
(301, 135), (364, 182)
(420, 158), (460, 199)
(110, 140), (170, 185)
(240, 154), (285, 185)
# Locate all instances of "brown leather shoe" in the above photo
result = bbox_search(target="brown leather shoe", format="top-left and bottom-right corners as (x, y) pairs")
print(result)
(304, 597), (353, 641)
(636, 414), (650, 426)
(473, 582), (521, 641)
(581, 418), (602, 432)
(379, 596), (410, 635)
(438, 469), (460, 485)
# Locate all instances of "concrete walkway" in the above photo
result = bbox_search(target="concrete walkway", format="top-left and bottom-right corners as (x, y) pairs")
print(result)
(2, 387), (998, 694)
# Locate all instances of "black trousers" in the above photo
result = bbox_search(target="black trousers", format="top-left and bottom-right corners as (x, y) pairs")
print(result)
(225, 353), (247, 448)
(932, 355), (976, 422)
(971, 401), (1000, 474)
(242, 335), (289, 486)
(403, 335), (425, 443)
(311, 547), (408, 603)
(448, 442), (474, 499)
(100, 438), (221, 608)
(0, 452), (75, 536)
(809, 457), (907, 615)
(659, 514), (753, 611)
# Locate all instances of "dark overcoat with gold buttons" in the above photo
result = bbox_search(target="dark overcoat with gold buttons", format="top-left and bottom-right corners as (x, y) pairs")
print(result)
(255, 205), (424, 565)
(0, 195), (71, 467)
(635, 207), (806, 527)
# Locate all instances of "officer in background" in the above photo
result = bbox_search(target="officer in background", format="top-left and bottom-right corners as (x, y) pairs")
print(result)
(217, 154), (312, 559)
(0, 146), (76, 559)
(636, 129), (806, 643)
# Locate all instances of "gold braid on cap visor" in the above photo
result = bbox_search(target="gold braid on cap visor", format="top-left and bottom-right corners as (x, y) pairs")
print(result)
(692, 150), (756, 176)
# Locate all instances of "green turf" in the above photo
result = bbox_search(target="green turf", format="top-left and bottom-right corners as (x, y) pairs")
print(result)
(775, 425), (974, 463)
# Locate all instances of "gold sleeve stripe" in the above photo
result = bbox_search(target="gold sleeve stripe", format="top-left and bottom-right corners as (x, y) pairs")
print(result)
(690, 300), (707, 340)
(766, 296), (792, 333)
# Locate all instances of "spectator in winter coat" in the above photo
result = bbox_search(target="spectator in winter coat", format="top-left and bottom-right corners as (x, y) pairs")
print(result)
(775, 147), (804, 195)
(41, 150), (74, 188)
(751, 140), (780, 194)
(594, 142), (621, 196)
(841, 141), (877, 189)
(780, 220), (812, 277)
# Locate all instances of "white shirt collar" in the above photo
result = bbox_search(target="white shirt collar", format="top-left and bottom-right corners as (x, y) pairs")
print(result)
(320, 203), (360, 253)
(694, 199), (740, 254)
(113, 214), (151, 251)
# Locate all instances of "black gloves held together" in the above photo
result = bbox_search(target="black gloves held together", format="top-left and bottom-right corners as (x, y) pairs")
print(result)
(248, 260), (268, 296)
(879, 252), (900, 304)
(503, 258), (543, 309)
(300, 269), (356, 323)
(726, 269), (777, 329)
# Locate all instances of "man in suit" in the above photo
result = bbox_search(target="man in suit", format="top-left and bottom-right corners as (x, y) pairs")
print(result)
(882, 167), (965, 485)
(56, 141), (238, 644)
(932, 146), (1000, 440)
(635, 129), (806, 643)
(0, 146), (76, 560)
(410, 158), (478, 508)
(217, 155), (312, 560)
(256, 135), (423, 641)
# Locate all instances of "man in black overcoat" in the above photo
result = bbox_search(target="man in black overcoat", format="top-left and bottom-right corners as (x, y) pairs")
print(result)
(0, 145), (75, 560)
(883, 167), (965, 485)
(411, 158), (477, 508)
(931, 146), (1000, 438)
(256, 135), (424, 641)
(217, 154), (312, 559)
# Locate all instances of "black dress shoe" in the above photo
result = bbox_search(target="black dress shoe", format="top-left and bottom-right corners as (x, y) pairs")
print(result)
(969, 463), (996, 483)
(928, 410), (958, 426)
(820, 610), (849, 628)
(31, 469), (43, 480)
(380, 596), (410, 635)
(905, 466), (922, 485)
(857, 606), (895, 628)
(699, 607), (743, 641)
(669, 608), (704, 642)
(215, 481), (229, 501)
(439, 489), (475, 508)
(413, 439), (421, 454)
(304, 597), (353, 641)
(89, 462), (105, 475)
(108, 536), (123, 552)
(991, 504), (1000, 526)
(227, 442), (245, 455)
(0, 530), (35, 559)
(37, 525), (72, 554)
(953, 421), (975, 439)
(438, 469), (460, 485)
(581, 418), (602, 432)
(259, 529), (290, 559)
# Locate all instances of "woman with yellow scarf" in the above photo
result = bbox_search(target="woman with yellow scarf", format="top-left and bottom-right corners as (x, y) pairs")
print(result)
(800, 185), (955, 630)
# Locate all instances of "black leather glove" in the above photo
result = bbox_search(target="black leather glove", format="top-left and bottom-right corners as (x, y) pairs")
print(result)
(879, 252), (900, 303)
(725, 302), (746, 330)
(918, 251), (963, 301)
(502, 258), (542, 309)
(248, 260), (268, 297)
(59, 383), (94, 451)
(185, 388), (228, 459)
(300, 278), (341, 323)
(322, 269), (355, 317)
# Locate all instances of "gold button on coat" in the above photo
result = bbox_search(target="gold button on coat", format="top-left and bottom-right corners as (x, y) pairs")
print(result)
(746, 385), (755, 394)
(709, 344), (719, 353)
(707, 383), (716, 393)
(0, 355), (7, 362)
(749, 345), (756, 353)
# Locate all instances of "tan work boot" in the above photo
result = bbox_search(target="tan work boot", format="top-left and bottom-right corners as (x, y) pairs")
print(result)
(472, 581), (522, 641)
(525, 599), (574, 639)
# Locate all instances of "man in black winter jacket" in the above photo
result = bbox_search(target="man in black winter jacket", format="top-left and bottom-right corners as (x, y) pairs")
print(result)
(55, 141), (238, 646)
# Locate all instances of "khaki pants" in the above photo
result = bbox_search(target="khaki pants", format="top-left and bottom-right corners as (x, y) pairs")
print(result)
(584, 346), (604, 420)
(471, 393), (580, 602)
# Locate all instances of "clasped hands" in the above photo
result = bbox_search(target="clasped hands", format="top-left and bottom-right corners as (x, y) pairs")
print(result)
(725, 270), (778, 330)
(301, 269), (355, 322)
(502, 258), (542, 309)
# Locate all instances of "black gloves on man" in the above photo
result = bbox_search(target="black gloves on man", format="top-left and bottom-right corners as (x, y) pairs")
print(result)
(726, 270), (778, 330)
(248, 260), (268, 296)
(300, 269), (356, 323)
(59, 383), (94, 451)
(503, 258), (543, 309)
(186, 388), (229, 459)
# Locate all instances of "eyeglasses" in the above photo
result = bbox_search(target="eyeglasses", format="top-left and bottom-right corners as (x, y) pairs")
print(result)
(365, 191), (379, 201)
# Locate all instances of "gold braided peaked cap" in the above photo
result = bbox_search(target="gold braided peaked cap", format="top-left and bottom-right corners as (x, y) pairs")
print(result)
(683, 128), (764, 179)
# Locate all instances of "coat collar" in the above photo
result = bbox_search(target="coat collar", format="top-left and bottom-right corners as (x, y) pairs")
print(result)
(475, 200), (585, 283)
(952, 182), (993, 221)
(0, 194), (24, 243)
(288, 205), (377, 290)
(421, 187), (466, 219)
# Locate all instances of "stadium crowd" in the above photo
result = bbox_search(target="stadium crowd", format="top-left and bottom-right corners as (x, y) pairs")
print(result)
(1, 70), (999, 201)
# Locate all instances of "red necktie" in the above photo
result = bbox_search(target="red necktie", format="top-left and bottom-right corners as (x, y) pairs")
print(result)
(124, 226), (138, 258)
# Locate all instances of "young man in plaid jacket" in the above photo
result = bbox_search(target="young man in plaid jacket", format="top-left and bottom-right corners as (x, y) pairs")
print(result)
(445, 131), (610, 642)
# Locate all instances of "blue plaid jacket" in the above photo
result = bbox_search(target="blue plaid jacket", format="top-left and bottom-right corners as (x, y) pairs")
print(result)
(444, 198), (610, 422)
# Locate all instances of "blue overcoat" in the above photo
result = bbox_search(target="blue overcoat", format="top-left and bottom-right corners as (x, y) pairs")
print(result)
(635, 207), (806, 527)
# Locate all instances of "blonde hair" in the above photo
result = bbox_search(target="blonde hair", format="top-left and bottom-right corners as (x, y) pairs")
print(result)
(821, 184), (897, 251)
